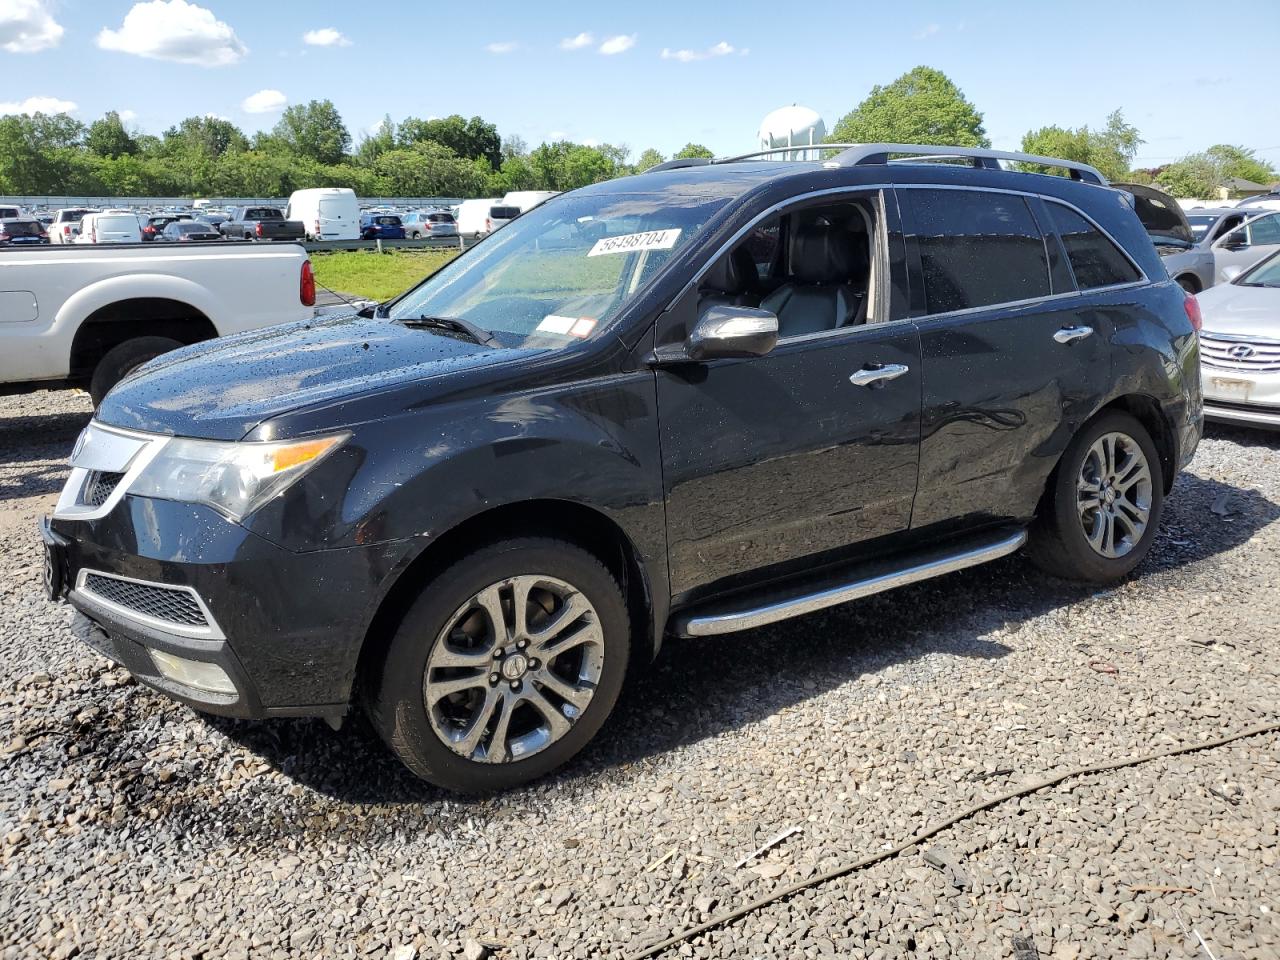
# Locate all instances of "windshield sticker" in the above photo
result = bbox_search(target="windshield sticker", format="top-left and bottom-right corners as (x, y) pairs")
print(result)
(587, 228), (681, 257)
(537, 315), (598, 337)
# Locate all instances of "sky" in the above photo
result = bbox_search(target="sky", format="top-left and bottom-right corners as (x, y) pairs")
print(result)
(1, 0), (1278, 169)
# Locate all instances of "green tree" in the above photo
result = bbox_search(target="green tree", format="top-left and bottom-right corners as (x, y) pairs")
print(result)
(161, 115), (248, 158)
(829, 66), (989, 147)
(673, 142), (714, 160)
(501, 134), (528, 162)
(636, 148), (666, 171)
(354, 115), (396, 167)
(1205, 144), (1276, 187)
(272, 100), (351, 166)
(398, 114), (501, 168)
(1019, 109), (1141, 181)
(86, 111), (138, 159)
(0, 113), (86, 194)
(1153, 153), (1222, 199)
(373, 142), (489, 196)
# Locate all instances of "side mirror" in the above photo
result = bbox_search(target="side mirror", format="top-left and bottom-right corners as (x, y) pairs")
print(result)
(1222, 265), (1244, 282)
(685, 305), (779, 361)
(1219, 232), (1249, 250)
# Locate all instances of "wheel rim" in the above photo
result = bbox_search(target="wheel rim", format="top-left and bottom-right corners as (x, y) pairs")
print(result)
(1076, 431), (1153, 559)
(423, 575), (604, 764)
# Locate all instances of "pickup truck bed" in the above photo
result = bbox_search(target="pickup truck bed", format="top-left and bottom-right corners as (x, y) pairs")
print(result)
(0, 241), (315, 404)
(219, 207), (307, 242)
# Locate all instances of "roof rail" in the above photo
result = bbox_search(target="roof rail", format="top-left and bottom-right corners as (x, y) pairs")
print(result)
(645, 157), (713, 172)
(825, 144), (1108, 185)
(713, 145), (864, 164)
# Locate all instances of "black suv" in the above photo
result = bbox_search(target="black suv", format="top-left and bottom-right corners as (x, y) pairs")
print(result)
(43, 144), (1203, 791)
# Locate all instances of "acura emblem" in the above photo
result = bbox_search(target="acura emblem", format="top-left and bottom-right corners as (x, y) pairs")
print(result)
(1228, 344), (1256, 359)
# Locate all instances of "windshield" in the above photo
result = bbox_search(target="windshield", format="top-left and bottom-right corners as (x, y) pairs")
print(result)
(1239, 252), (1280, 287)
(387, 191), (729, 347)
(1187, 215), (1216, 239)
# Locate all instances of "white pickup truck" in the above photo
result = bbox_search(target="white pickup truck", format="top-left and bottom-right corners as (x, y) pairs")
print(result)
(0, 242), (316, 405)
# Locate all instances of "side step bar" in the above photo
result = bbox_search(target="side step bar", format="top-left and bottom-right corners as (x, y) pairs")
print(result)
(677, 529), (1028, 638)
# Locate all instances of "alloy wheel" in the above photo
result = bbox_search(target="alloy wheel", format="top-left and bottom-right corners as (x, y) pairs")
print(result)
(423, 575), (604, 763)
(1076, 431), (1153, 559)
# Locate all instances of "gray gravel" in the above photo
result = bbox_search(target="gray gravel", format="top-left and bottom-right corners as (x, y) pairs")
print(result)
(1, 388), (1278, 960)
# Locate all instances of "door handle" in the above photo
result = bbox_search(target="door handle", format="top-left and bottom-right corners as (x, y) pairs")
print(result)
(1053, 325), (1093, 345)
(849, 363), (909, 387)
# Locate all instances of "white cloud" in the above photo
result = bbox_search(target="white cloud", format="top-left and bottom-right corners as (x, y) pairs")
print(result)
(118, 109), (138, 122)
(241, 88), (287, 114)
(485, 40), (517, 54)
(302, 27), (351, 47)
(660, 40), (741, 62)
(0, 94), (76, 115)
(598, 34), (635, 55)
(914, 23), (942, 39)
(0, 0), (64, 52)
(547, 130), (567, 141)
(97, 0), (247, 66)
(559, 31), (593, 50)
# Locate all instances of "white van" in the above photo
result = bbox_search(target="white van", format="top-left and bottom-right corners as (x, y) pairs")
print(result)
(74, 212), (143, 244)
(286, 187), (360, 241)
(501, 190), (560, 214)
(455, 198), (515, 238)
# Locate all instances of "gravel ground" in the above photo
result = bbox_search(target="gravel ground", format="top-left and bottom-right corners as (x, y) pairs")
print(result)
(1, 388), (1278, 960)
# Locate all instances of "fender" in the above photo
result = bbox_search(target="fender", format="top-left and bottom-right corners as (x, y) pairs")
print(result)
(55, 273), (224, 337)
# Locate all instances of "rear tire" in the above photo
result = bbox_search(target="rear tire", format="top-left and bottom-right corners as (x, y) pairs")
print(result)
(363, 537), (630, 792)
(1027, 411), (1164, 582)
(89, 336), (183, 407)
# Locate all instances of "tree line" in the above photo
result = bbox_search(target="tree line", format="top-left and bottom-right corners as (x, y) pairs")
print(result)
(0, 101), (713, 199)
(1, 70), (1273, 199)
(828, 66), (1276, 197)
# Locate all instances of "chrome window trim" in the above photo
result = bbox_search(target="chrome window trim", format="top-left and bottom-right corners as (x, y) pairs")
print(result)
(665, 182), (1152, 336)
(74, 568), (226, 641)
(53, 421), (170, 522)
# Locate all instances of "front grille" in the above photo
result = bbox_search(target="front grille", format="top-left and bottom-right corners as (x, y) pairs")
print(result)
(81, 471), (124, 508)
(82, 573), (209, 627)
(1200, 333), (1280, 372)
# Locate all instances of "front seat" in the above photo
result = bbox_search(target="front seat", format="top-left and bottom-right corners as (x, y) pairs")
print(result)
(761, 225), (862, 337)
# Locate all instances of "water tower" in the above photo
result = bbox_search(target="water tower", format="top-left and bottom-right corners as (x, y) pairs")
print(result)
(758, 105), (827, 160)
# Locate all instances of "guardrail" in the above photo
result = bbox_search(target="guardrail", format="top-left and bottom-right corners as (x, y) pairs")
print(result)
(302, 236), (476, 253)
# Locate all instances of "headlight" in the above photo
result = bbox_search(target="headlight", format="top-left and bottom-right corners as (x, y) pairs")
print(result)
(130, 434), (347, 520)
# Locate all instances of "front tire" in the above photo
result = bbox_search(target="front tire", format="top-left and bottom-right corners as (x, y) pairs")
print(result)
(364, 538), (630, 792)
(1027, 411), (1164, 582)
(89, 336), (183, 406)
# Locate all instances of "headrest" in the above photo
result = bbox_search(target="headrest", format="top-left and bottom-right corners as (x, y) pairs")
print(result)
(703, 247), (745, 294)
(792, 225), (856, 285)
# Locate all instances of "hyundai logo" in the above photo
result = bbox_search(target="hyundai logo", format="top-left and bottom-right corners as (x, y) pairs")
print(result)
(1228, 344), (1256, 359)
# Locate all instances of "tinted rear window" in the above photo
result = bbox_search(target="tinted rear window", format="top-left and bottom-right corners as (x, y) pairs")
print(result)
(489, 207), (519, 220)
(246, 208), (281, 220)
(909, 190), (1051, 314)
(1044, 203), (1141, 290)
(374, 215), (401, 225)
(428, 213), (455, 223)
(1, 220), (42, 236)
(0, 208), (19, 218)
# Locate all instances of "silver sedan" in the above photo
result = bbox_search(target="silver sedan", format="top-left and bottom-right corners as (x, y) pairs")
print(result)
(1197, 248), (1280, 429)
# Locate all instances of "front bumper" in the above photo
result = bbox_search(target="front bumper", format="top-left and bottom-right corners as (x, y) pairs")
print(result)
(1201, 361), (1280, 430)
(45, 497), (413, 718)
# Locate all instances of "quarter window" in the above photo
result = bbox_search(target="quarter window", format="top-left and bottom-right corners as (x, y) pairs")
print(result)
(1044, 203), (1141, 290)
(909, 190), (1051, 314)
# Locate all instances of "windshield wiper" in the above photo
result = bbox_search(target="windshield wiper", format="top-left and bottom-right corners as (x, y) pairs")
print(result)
(396, 314), (499, 347)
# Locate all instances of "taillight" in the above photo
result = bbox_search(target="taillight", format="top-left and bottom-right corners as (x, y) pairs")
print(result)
(255, 222), (264, 238)
(300, 260), (315, 307)
(1183, 290), (1202, 332)
(314, 219), (321, 237)
(0, 233), (8, 242)
(485, 218), (491, 231)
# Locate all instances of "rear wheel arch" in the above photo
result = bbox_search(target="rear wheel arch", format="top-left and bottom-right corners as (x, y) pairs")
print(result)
(356, 499), (658, 699)
(1175, 274), (1202, 294)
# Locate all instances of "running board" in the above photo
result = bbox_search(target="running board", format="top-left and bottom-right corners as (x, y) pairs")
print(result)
(676, 529), (1028, 637)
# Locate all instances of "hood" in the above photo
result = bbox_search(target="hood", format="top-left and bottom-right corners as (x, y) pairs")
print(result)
(1198, 282), (1280, 338)
(96, 313), (533, 440)
(1113, 183), (1194, 246)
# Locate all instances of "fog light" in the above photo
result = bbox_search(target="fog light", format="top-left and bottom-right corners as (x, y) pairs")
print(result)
(149, 650), (237, 695)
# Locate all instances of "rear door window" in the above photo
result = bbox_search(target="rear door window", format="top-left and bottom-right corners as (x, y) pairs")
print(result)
(1043, 203), (1142, 290)
(1248, 215), (1280, 245)
(907, 189), (1051, 314)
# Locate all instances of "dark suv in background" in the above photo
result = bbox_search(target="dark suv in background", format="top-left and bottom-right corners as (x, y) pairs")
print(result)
(44, 144), (1202, 792)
